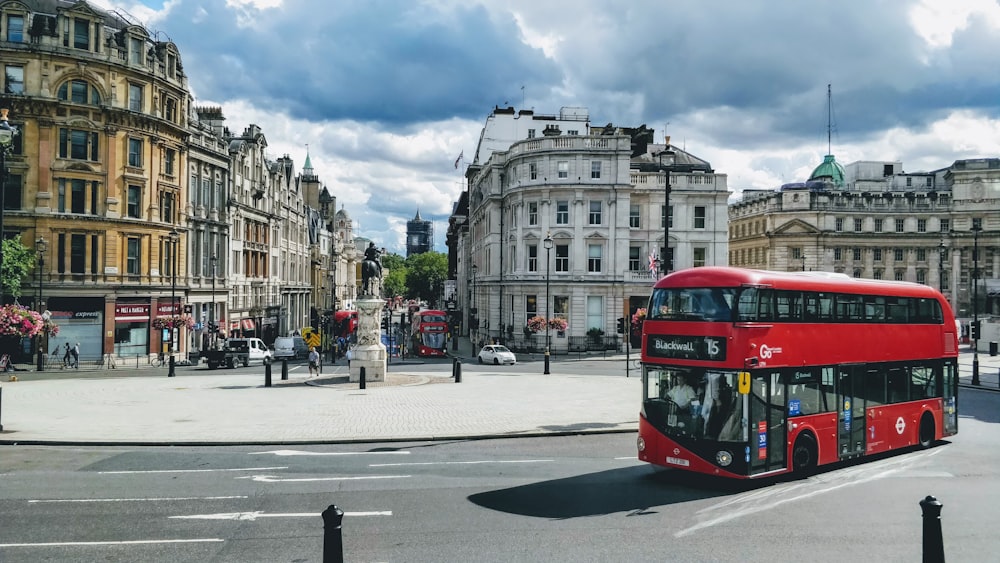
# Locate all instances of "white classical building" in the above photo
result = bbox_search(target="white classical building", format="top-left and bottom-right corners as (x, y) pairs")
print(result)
(453, 106), (730, 352)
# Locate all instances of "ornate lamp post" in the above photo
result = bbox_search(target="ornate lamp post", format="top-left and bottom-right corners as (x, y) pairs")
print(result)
(35, 237), (47, 371)
(168, 228), (180, 377)
(543, 232), (553, 375)
(0, 109), (19, 303)
(658, 149), (675, 276)
(972, 219), (981, 386)
(210, 254), (217, 349)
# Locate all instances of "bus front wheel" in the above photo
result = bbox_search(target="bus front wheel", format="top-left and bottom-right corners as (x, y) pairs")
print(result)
(791, 433), (817, 474)
(919, 413), (936, 448)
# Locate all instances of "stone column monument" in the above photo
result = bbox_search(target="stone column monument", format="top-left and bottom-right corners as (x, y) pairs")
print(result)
(352, 242), (386, 382)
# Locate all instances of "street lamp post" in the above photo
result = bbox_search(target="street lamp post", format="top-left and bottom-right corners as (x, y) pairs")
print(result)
(168, 229), (180, 377)
(972, 219), (981, 386)
(543, 232), (553, 375)
(0, 109), (19, 303)
(35, 237), (47, 371)
(210, 254), (217, 350)
(471, 264), (478, 346)
(938, 242), (946, 294)
(658, 149), (675, 277)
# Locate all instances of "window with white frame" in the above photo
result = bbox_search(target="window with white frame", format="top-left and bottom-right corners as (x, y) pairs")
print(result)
(554, 295), (569, 328)
(164, 148), (176, 176)
(128, 83), (143, 112)
(529, 163), (537, 180)
(694, 206), (706, 229)
(127, 138), (143, 167)
(4, 65), (23, 94)
(588, 244), (602, 272)
(895, 218), (905, 232)
(629, 204), (640, 228)
(527, 244), (537, 272)
(853, 248), (862, 261)
(894, 248), (904, 261)
(586, 295), (603, 334)
(874, 218), (883, 233)
(835, 218), (844, 232)
(557, 161), (568, 179)
(556, 201), (569, 224)
(917, 219), (926, 233)
(528, 201), (538, 225)
(555, 244), (569, 272)
(591, 161), (601, 179)
(854, 218), (862, 232)
(129, 36), (144, 65)
(589, 201), (602, 225)
(693, 247), (706, 267)
(629, 246), (641, 270)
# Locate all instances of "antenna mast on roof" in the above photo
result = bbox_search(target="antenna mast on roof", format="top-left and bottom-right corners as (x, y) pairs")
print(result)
(827, 84), (832, 155)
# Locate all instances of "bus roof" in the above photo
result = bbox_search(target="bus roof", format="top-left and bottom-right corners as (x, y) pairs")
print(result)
(655, 266), (946, 299)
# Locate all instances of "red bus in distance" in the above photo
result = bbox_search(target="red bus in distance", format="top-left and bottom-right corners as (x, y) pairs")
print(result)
(332, 311), (358, 339)
(637, 267), (959, 479)
(410, 309), (449, 357)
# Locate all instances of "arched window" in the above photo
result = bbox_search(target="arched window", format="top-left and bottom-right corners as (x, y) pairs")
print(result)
(57, 79), (101, 105)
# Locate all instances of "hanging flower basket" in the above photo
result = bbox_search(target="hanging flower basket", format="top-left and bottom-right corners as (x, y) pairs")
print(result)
(43, 318), (60, 336)
(548, 317), (568, 331)
(526, 315), (547, 333)
(0, 304), (44, 338)
(631, 308), (647, 330)
(152, 314), (196, 330)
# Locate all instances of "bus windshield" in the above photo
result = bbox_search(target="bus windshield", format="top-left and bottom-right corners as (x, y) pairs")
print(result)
(648, 287), (736, 322)
(644, 366), (744, 442)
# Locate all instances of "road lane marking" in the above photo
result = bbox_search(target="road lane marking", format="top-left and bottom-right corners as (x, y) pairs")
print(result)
(98, 466), (287, 475)
(678, 449), (944, 537)
(29, 496), (248, 503)
(170, 510), (391, 521)
(249, 449), (411, 456)
(0, 538), (225, 548)
(236, 474), (411, 483)
(369, 459), (552, 467)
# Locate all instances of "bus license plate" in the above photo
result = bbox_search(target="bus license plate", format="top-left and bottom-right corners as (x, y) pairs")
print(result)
(666, 456), (690, 467)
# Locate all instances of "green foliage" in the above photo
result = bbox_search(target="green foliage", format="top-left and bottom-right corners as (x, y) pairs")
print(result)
(381, 253), (406, 272)
(381, 252), (408, 298)
(2, 235), (36, 299)
(405, 251), (448, 305)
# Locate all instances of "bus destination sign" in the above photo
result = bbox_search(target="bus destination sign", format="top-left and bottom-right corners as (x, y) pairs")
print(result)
(645, 334), (727, 362)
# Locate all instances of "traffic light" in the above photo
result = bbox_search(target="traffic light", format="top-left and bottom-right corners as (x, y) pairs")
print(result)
(616, 317), (625, 334)
(972, 320), (981, 340)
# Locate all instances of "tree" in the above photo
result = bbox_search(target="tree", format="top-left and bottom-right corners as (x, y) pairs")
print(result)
(381, 252), (408, 299)
(405, 251), (448, 305)
(1, 235), (36, 299)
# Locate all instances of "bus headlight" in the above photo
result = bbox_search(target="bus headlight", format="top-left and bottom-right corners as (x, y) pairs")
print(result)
(636, 437), (646, 452)
(716, 450), (733, 467)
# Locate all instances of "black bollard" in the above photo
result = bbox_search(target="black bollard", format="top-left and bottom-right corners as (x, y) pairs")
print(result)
(264, 358), (272, 387)
(920, 495), (945, 563)
(360, 366), (366, 389)
(319, 356), (323, 376)
(0, 386), (4, 431)
(281, 359), (288, 381)
(454, 359), (462, 383)
(322, 504), (345, 563)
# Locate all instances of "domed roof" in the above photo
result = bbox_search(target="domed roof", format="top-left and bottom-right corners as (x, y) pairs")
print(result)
(335, 207), (351, 220)
(809, 154), (845, 187)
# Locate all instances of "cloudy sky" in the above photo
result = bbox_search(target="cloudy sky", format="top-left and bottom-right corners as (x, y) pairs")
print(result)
(92, 0), (1000, 254)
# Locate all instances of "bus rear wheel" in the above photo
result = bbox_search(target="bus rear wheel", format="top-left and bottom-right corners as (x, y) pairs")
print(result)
(919, 412), (936, 448)
(792, 433), (817, 474)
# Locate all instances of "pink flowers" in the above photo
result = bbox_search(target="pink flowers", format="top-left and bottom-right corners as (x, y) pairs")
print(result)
(0, 305), (45, 337)
(547, 317), (568, 331)
(526, 316), (547, 333)
(527, 315), (568, 332)
(631, 308), (647, 329)
(152, 314), (196, 330)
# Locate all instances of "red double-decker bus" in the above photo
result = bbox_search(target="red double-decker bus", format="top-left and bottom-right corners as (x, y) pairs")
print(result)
(637, 267), (959, 479)
(410, 309), (449, 357)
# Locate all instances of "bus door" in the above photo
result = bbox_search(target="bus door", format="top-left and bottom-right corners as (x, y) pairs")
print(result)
(837, 364), (866, 459)
(749, 371), (786, 475)
(943, 360), (958, 436)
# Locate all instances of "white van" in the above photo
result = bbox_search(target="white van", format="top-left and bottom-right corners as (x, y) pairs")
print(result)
(226, 338), (272, 364)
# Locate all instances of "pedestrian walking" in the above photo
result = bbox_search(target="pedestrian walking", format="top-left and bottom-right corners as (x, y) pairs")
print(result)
(62, 343), (71, 369)
(308, 346), (320, 377)
(71, 342), (80, 369)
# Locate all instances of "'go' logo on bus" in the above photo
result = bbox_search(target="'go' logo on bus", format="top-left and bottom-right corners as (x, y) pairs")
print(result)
(759, 344), (783, 359)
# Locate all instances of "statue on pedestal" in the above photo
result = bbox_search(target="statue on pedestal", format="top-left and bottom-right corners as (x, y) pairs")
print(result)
(361, 242), (383, 297)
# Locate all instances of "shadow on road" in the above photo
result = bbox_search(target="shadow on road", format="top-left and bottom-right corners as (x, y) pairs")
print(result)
(468, 465), (765, 519)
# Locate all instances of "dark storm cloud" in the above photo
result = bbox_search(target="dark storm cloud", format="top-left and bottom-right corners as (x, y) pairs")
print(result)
(159, 0), (560, 124)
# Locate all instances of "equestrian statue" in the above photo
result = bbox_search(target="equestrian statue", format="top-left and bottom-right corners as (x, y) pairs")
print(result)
(361, 242), (383, 296)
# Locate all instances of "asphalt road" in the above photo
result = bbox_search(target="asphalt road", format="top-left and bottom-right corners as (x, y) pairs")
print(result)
(1, 386), (998, 562)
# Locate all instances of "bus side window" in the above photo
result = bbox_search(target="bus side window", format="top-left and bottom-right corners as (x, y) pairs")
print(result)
(911, 365), (936, 399)
(887, 367), (909, 403)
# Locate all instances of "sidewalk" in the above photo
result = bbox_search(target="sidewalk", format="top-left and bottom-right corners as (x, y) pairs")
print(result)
(0, 341), (994, 446)
(0, 337), (640, 445)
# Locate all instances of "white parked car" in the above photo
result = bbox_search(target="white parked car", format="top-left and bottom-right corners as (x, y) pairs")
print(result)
(478, 345), (517, 365)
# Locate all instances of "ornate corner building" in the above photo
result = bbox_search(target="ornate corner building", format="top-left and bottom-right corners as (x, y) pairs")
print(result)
(1, 1), (190, 360)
